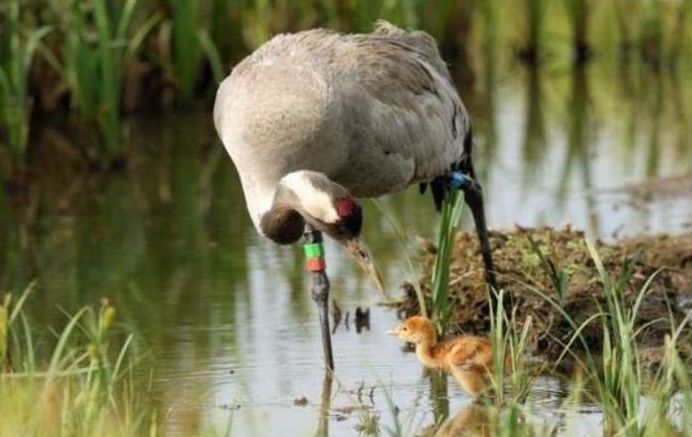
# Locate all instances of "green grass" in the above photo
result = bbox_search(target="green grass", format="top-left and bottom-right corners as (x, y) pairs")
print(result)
(0, 283), (157, 436)
(172, 0), (201, 103)
(0, 0), (51, 173)
(2, 0), (691, 168)
(45, 0), (159, 165)
(518, 0), (549, 63)
(527, 236), (572, 306)
(583, 240), (687, 435)
(429, 191), (464, 335)
(458, 240), (692, 436)
(488, 289), (536, 406)
(522, 241), (690, 436)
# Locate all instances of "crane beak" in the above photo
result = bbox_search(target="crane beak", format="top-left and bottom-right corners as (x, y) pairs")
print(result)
(343, 237), (384, 291)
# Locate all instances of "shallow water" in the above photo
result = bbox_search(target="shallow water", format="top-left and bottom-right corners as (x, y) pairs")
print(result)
(2, 59), (691, 435)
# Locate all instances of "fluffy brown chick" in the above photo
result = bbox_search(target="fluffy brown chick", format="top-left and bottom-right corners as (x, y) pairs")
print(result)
(388, 316), (494, 396)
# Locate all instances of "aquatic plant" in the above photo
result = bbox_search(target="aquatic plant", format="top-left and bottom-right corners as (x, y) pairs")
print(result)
(0, 0), (51, 174)
(614, 0), (637, 56)
(527, 237), (572, 306)
(429, 191), (464, 335)
(638, 0), (665, 67)
(371, 199), (428, 318)
(517, 0), (549, 64)
(526, 241), (690, 436)
(487, 289), (536, 406)
(49, 0), (159, 165)
(172, 0), (201, 103)
(565, 0), (592, 63)
(0, 283), (157, 436)
(668, 0), (691, 66)
(0, 0), (689, 173)
(584, 241), (681, 435)
(437, 234), (692, 435)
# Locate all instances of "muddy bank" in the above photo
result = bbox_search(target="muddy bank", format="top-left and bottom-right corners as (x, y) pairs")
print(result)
(395, 226), (692, 366)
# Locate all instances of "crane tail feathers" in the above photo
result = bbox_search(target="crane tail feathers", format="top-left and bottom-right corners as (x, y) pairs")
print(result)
(431, 180), (447, 211)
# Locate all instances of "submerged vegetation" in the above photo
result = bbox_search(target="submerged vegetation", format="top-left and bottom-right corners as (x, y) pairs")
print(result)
(2, 0), (692, 179)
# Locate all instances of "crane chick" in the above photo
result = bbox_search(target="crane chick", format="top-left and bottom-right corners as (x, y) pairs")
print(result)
(388, 316), (494, 396)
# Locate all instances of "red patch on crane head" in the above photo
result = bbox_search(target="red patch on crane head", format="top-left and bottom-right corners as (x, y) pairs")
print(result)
(335, 196), (358, 218)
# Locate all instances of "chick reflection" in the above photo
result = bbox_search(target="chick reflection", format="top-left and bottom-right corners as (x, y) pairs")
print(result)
(435, 403), (491, 437)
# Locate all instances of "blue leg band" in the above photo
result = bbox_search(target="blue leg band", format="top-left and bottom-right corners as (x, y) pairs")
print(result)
(446, 171), (472, 189)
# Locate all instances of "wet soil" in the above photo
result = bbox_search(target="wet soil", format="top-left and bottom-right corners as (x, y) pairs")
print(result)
(395, 226), (692, 367)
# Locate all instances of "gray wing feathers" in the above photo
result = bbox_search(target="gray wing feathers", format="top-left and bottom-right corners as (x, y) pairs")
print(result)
(342, 22), (470, 183)
(215, 21), (468, 199)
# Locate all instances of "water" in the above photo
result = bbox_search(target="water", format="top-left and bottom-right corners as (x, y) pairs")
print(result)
(2, 60), (691, 435)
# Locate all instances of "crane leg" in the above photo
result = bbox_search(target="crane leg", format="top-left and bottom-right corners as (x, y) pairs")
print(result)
(303, 224), (335, 371)
(460, 180), (498, 291)
(447, 169), (507, 312)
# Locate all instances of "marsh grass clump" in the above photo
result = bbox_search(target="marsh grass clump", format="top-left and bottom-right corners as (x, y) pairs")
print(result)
(552, 242), (692, 436)
(0, 283), (157, 437)
(445, 242), (691, 436)
(403, 226), (692, 364)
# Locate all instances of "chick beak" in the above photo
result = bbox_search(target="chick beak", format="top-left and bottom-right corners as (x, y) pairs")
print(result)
(386, 328), (398, 335)
(343, 237), (384, 291)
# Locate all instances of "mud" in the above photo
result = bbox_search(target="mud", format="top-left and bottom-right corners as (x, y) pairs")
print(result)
(395, 226), (692, 367)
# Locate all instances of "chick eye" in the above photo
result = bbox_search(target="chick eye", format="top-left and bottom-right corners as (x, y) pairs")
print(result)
(402, 326), (408, 332)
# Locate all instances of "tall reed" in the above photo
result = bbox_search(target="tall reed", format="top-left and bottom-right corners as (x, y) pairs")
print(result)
(429, 191), (464, 334)
(172, 0), (201, 103)
(53, 0), (158, 164)
(0, 0), (51, 173)
(584, 240), (673, 435)
(518, 0), (548, 63)
(483, 239), (691, 435)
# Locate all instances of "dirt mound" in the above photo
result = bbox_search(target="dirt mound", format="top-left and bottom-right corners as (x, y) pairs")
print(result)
(396, 226), (692, 367)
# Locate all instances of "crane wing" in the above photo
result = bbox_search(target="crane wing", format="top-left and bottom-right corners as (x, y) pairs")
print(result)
(216, 22), (473, 203)
(333, 22), (472, 200)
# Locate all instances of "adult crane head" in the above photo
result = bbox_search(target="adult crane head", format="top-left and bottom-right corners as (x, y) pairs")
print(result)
(261, 170), (383, 291)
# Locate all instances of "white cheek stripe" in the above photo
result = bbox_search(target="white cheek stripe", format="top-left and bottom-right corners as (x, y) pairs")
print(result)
(282, 172), (340, 223)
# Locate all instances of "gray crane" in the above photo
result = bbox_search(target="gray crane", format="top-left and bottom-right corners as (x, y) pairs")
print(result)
(213, 21), (498, 372)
